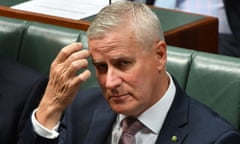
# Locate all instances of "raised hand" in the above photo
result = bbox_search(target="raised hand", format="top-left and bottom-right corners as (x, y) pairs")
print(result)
(36, 42), (91, 129)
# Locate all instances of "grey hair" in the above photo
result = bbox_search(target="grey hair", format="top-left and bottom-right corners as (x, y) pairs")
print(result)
(86, 1), (165, 48)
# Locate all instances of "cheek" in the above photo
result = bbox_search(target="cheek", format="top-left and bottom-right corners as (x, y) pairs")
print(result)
(96, 73), (105, 88)
(124, 69), (149, 93)
(129, 63), (158, 95)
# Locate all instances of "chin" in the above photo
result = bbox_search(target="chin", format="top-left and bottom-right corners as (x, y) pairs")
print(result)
(109, 102), (138, 116)
(110, 103), (128, 113)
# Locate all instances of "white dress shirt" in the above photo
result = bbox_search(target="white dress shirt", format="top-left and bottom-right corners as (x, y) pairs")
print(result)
(112, 0), (147, 3)
(111, 73), (176, 144)
(32, 72), (176, 144)
(31, 109), (60, 139)
(154, 0), (177, 9)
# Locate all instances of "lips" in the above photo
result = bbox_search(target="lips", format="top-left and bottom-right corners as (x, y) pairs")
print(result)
(109, 93), (130, 101)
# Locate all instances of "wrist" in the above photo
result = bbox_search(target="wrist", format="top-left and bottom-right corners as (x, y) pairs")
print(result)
(36, 103), (63, 130)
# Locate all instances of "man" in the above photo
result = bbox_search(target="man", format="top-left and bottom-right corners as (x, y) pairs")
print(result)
(19, 1), (240, 144)
(0, 56), (47, 144)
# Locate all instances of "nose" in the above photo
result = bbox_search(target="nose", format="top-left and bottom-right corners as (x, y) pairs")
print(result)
(105, 68), (122, 89)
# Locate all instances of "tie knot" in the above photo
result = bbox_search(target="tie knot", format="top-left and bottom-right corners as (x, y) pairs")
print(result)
(121, 117), (143, 135)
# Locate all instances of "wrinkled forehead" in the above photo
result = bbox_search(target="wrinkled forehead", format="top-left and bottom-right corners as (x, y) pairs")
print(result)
(89, 26), (137, 48)
(89, 32), (145, 62)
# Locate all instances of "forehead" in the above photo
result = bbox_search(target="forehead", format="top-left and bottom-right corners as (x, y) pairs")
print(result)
(88, 30), (140, 59)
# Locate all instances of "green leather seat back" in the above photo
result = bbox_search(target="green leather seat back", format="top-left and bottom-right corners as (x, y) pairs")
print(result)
(167, 46), (193, 89)
(0, 17), (26, 60)
(76, 36), (99, 90)
(0, 0), (28, 6)
(18, 22), (80, 75)
(186, 52), (240, 129)
(18, 22), (99, 89)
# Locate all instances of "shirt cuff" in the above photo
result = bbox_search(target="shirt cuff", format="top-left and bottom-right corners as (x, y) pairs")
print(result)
(31, 109), (60, 139)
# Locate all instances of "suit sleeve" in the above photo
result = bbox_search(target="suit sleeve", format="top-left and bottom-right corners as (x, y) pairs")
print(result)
(17, 77), (48, 133)
(17, 77), (61, 144)
(215, 130), (240, 144)
(0, 57), (48, 144)
(18, 118), (59, 144)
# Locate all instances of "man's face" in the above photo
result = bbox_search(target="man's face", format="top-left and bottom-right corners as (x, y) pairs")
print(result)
(89, 30), (166, 117)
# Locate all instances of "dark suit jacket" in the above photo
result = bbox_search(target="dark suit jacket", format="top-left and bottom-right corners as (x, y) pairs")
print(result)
(221, 0), (240, 57)
(0, 56), (47, 144)
(19, 78), (240, 144)
(224, 0), (240, 44)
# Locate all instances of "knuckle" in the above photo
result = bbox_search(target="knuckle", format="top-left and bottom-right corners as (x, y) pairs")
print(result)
(71, 61), (80, 69)
(72, 42), (80, 47)
(79, 59), (88, 67)
(78, 70), (91, 82)
(61, 48), (69, 57)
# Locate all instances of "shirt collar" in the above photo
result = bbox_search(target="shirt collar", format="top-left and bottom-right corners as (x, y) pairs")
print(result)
(118, 73), (176, 134)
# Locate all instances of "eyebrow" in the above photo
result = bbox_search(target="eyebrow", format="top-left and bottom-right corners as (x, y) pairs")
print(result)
(91, 58), (106, 66)
(91, 52), (134, 64)
(92, 61), (102, 66)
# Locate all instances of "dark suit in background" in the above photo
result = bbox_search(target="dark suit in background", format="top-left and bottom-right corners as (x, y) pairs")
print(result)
(0, 56), (47, 144)
(19, 79), (240, 144)
(223, 0), (240, 57)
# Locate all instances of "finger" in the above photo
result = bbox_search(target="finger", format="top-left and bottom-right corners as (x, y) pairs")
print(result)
(54, 42), (83, 64)
(70, 69), (91, 87)
(65, 59), (89, 78)
(64, 49), (90, 67)
(78, 69), (91, 83)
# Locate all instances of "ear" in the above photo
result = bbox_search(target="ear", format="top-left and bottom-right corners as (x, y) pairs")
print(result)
(154, 40), (167, 71)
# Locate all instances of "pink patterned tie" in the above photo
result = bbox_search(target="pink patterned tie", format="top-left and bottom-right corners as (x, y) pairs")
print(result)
(119, 117), (144, 144)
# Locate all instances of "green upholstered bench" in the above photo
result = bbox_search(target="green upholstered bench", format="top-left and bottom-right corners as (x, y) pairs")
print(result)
(166, 46), (194, 89)
(167, 48), (240, 130)
(185, 52), (240, 129)
(0, 16), (239, 130)
(0, 0), (28, 7)
(0, 16), (99, 90)
(18, 22), (81, 75)
(0, 17), (26, 60)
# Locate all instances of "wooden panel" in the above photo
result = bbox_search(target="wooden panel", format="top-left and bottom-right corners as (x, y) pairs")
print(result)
(0, 5), (218, 53)
(0, 6), (90, 31)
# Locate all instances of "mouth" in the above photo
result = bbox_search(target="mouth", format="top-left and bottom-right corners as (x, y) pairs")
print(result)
(109, 93), (130, 102)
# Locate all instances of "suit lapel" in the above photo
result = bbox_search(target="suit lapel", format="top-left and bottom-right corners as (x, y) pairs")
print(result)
(83, 107), (116, 144)
(155, 81), (190, 144)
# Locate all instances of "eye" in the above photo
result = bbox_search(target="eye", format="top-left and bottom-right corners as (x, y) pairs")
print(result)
(95, 63), (108, 73)
(115, 60), (132, 70)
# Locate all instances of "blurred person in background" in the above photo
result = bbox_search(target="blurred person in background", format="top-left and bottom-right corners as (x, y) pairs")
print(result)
(154, 0), (240, 57)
